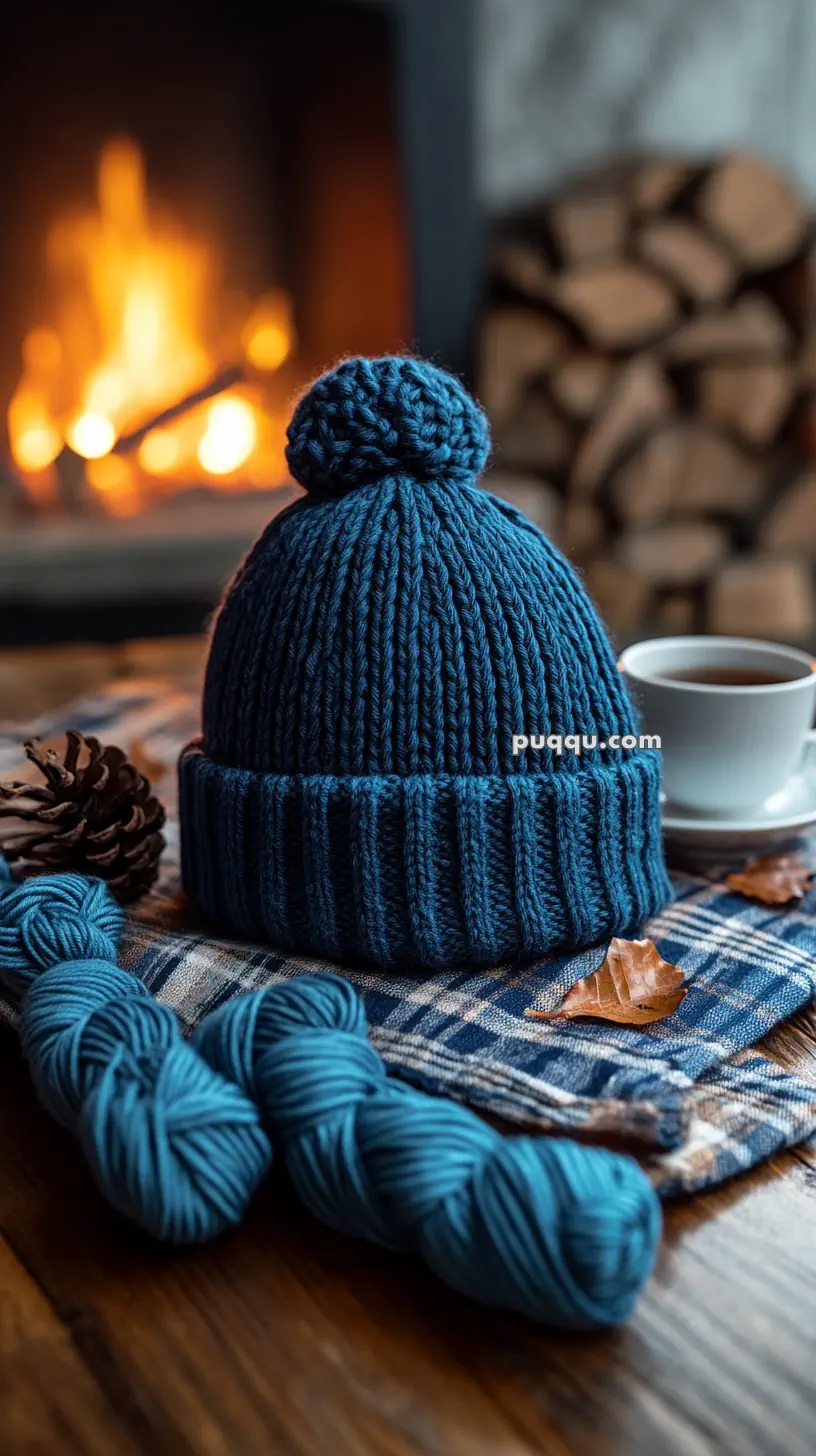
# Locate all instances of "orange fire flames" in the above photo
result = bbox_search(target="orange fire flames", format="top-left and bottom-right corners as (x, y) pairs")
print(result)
(8, 137), (295, 514)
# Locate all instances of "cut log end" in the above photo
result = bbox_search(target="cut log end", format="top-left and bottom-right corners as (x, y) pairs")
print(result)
(698, 363), (795, 446)
(570, 357), (673, 495)
(618, 521), (729, 587)
(584, 558), (653, 637)
(758, 470), (816, 553)
(660, 294), (791, 364)
(549, 354), (614, 421)
(493, 391), (575, 475)
(708, 557), (815, 640)
(548, 191), (628, 267)
(481, 148), (816, 648)
(631, 157), (693, 215)
(610, 423), (763, 529)
(637, 218), (736, 305)
(479, 309), (568, 427)
(697, 152), (808, 271)
(551, 263), (678, 351)
(490, 241), (552, 300)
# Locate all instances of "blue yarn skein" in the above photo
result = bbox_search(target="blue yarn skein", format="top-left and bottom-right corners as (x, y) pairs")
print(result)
(0, 864), (271, 1241)
(194, 974), (661, 1327)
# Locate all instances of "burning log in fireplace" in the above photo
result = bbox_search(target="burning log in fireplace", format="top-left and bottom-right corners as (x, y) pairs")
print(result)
(0, 134), (305, 637)
(113, 366), (245, 458)
(41, 363), (248, 514)
(0, 0), (478, 645)
(481, 152), (816, 645)
(4, 136), (296, 519)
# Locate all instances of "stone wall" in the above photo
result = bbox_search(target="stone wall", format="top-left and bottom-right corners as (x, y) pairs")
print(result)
(478, 0), (816, 211)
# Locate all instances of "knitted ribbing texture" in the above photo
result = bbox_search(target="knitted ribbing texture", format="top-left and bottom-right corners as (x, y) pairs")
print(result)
(180, 355), (672, 969)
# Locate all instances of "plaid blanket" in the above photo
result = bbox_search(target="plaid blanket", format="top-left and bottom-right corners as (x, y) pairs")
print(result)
(3, 677), (816, 1200)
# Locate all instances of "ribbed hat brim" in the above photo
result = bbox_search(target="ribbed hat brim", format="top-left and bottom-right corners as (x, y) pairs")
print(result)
(179, 744), (672, 972)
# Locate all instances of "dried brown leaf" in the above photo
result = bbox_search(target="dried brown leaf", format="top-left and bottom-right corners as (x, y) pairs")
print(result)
(726, 854), (815, 906)
(525, 938), (686, 1026)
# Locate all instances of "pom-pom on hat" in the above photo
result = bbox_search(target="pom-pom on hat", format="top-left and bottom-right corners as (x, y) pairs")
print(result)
(285, 355), (490, 494)
(179, 355), (671, 970)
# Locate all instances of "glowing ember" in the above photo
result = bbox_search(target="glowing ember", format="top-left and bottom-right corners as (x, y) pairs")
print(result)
(242, 295), (293, 373)
(12, 416), (62, 473)
(8, 136), (295, 511)
(85, 454), (140, 516)
(197, 398), (257, 476)
(67, 412), (117, 460)
(138, 428), (181, 476)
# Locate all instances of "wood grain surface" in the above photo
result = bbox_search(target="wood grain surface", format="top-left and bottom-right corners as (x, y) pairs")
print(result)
(3, 647), (816, 1455)
(2, 1018), (816, 1456)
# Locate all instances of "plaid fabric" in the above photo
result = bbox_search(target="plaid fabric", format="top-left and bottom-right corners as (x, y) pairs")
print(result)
(3, 677), (816, 1199)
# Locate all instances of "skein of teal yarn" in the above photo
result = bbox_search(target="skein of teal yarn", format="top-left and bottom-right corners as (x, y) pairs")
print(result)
(194, 974), (662, 1327)
(0, 863), (272, 1241)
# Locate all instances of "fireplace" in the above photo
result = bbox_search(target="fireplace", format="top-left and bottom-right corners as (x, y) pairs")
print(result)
(0, 0), (479, 643)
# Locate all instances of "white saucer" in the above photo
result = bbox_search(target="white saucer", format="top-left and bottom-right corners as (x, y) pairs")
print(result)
(662, 731), (816, 855)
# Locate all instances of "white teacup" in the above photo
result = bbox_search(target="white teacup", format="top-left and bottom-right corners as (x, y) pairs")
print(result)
(619, 635), (816, 817)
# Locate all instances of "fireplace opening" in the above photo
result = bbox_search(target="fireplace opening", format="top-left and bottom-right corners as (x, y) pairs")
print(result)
(0, 0), (478, 644)
(8, 133), (301, 514)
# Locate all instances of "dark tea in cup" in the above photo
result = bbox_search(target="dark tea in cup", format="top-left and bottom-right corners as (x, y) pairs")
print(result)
(656, 666), (795, 687)
(618, 635), (816, 815)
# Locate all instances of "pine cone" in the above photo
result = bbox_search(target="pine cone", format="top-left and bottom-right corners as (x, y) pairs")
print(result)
(0, 730), (166, 902)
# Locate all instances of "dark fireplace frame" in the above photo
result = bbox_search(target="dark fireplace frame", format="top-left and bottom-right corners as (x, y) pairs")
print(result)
(384, 0), (481, 381)
(0, 0), (482, 645)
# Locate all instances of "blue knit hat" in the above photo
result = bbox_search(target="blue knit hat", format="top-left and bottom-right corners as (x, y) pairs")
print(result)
(179, 356), (671, 970)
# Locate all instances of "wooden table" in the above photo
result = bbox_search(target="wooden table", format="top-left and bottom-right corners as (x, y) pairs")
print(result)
(3, 646), (816, 1455)
(3, 1009), (816, 1456)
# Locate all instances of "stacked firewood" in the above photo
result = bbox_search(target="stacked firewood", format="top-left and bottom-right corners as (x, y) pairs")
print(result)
(480, 153), (816, 644)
